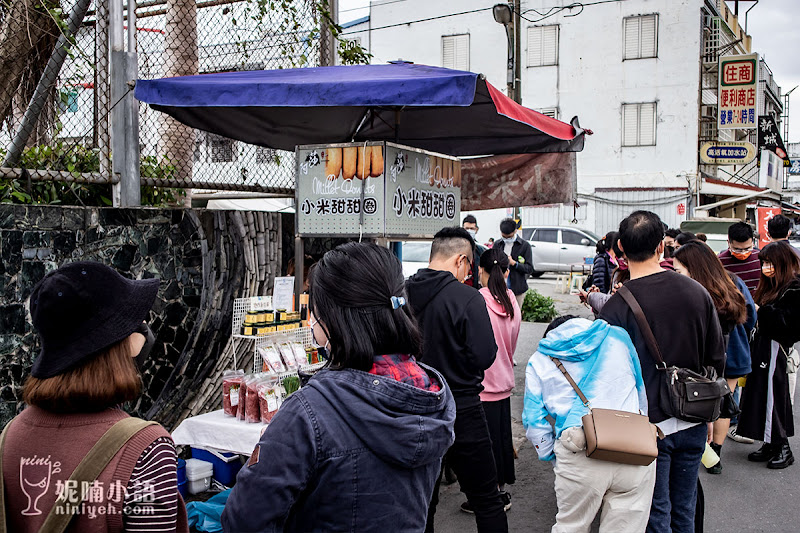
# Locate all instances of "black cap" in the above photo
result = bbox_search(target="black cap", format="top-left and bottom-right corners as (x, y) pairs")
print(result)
(29, 261), (160, 379)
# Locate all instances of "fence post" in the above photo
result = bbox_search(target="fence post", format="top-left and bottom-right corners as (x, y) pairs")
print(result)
(110, 0), (141, 206)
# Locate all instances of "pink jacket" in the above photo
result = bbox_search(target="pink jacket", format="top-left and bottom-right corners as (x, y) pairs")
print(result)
(479, 287), (522, 402)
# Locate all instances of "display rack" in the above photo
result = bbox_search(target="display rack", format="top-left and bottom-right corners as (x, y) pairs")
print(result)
(229, 296), (273, 369)
(253, 327), (317, 374)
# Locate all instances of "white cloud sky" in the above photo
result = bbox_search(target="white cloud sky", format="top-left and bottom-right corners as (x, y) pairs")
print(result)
(339, 0), (800, 143)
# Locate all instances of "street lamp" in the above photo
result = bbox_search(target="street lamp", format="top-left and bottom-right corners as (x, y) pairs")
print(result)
(493, 3), (516, 102)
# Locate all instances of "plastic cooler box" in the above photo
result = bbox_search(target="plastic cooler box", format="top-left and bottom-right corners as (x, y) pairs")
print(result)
(184, 458), (214, 495)
(191, 447), (243, 486)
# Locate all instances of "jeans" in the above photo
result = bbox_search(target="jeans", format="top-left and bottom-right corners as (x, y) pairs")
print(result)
(647, 423), (707, 533)
(426, 403), (508, 533)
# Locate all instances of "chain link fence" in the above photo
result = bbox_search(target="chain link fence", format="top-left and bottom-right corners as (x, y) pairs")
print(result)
(0, 0), (330, 197)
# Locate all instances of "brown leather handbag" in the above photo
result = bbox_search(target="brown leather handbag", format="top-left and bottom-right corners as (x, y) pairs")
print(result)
(550, 357), (662, 466)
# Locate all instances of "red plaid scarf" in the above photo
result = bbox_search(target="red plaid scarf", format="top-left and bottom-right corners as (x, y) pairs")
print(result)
(369, 354), (441, 392)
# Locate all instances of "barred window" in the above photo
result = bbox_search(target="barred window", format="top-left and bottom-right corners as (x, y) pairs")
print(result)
(256, 146), (278, 165)
(209, 134), (236, 163)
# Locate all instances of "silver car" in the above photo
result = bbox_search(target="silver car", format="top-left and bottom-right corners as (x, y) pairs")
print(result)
(520, 226), (599, 276)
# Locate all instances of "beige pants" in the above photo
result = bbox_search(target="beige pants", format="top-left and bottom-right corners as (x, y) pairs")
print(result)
(552, 427), (656, 533)
(515, 292), (526, 310)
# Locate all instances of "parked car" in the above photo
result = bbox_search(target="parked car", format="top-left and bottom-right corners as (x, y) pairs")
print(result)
(400, 241), (432, 279)
(520, 226), (600, 276)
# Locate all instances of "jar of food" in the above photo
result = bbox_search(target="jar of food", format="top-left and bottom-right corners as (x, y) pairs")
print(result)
(256, 322), (271, 336)
(277, 309), (289, 322)
(241, 324), (256, 336)
(263, 310), (275, 323)
(244, 311), (260, 325)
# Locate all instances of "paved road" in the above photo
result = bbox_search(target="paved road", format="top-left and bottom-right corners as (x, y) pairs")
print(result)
(434, 276), (800, 533)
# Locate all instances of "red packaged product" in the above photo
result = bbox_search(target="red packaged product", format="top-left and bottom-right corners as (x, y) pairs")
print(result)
(259, 381), (282, 424)
(245, 378), (264, 423)
(222, 370), (244, 417)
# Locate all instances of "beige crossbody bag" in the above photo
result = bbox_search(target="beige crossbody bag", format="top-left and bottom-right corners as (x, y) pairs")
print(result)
(550, 357), (662, 466)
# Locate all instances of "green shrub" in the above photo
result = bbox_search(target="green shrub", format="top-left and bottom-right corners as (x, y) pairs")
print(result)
(521, 289), (558, 323)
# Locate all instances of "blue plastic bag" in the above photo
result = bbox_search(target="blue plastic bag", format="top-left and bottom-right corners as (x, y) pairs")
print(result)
(186, 489), (231, 533)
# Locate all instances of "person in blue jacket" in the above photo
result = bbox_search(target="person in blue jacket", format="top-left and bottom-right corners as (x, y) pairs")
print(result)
(590, 232), (618, 294)
(222, 242), (456, 533)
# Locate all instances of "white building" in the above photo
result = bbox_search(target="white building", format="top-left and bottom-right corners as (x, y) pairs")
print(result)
(344, 0), (785, 234)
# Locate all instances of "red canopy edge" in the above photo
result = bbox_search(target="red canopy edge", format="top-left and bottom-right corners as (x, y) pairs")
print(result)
(485, 82), (577, 141)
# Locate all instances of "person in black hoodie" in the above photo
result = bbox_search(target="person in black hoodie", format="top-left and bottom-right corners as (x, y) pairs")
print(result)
(406, 227), (507, 533)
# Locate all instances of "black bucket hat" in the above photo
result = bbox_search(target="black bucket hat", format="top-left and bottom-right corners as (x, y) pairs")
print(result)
(29, 261), (160, 379)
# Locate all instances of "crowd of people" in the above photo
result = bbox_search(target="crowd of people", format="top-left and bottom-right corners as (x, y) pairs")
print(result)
(3, 210), (798, 533)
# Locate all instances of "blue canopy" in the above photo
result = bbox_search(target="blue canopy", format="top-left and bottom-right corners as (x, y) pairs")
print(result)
(135, 63), (585, 156)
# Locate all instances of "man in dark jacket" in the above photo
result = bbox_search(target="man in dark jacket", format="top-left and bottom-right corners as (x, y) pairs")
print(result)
(494, 218), (534, 309)
(406, 227), (507, 533)
(462, 214), (487, 288)
(600, 211), (725, 533)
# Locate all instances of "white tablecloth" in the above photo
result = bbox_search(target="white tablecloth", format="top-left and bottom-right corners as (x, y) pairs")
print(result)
(171, 409), (264, 455)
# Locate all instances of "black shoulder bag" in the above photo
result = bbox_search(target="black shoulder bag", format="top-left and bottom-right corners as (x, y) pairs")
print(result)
(618, 285), (730, 423)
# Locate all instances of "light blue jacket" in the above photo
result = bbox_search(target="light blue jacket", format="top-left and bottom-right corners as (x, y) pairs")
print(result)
(523, 318), (647, 461)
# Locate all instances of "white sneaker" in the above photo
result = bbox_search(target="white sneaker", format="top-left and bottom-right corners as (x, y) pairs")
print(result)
(728, 425), (754, 444)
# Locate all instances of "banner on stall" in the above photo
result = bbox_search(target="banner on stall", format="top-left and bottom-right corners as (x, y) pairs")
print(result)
(296, 142), (460, 238)
(757, 207), (782, 249)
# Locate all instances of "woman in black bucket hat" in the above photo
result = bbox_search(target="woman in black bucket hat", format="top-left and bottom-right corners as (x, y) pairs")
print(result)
(0, 261), (188, 533)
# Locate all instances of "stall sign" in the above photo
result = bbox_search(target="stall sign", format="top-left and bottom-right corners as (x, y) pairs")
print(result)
(296, 143), (385, 236)
(718, 53), (758, 130)
(757, 207), (782, 249)
(699, 141), (756, 165)
(790, 159), (800, 175)
(384, 143), (461, 238)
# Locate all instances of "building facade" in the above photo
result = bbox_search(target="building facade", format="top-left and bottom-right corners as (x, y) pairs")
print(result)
(345, 0), (784, 234)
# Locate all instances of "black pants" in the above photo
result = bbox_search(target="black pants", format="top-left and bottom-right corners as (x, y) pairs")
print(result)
(426, 403), (508, 533)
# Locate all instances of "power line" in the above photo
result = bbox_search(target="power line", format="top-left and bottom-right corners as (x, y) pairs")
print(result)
(341, 6), (493, 35)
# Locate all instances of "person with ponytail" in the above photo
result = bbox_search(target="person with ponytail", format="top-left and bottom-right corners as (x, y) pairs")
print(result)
(591, 232), (618, 294)
(460, 248), (522, 513)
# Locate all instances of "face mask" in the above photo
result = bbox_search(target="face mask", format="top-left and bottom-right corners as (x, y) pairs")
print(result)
(308, 315), (330, 351)
(134, 322), (155, 371)
(466, 229), (477, 238)
(617, 258), (628, 270)
(502, 236), (516, 245)
(731, 250), (752, 261)
(762, 264), (776, 278)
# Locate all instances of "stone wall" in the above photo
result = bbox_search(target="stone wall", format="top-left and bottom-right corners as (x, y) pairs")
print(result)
(0, 205), (282, 429)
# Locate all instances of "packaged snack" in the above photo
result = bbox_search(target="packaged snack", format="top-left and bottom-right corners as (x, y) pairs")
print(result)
(259, 379), (282, 424)
(222, 370), (245, 417)
(258, 345), (286, 373)
(291, 342), (309, 368)
(278, 342), (299, 370)
(237, 375), (252, 421)
(245, 375), (268, 423)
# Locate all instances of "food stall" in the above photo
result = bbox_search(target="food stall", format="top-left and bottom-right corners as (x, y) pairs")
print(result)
(135, 62), (587, 490)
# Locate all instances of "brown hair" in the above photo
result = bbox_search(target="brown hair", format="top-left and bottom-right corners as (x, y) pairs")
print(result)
(754, 241), (800, 306)
(23, 338), (142, 413)
(673, 241), (747, 326)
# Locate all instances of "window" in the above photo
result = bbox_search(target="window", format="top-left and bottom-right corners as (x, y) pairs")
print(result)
(536, 107), (559, 119)
(256, 146), (278, 165)
(561, 230), (587, 245)
(622, 102), (656, 146)
(623, 14), (658, 60)
(402, 242), (432, 262)
(521, 228), (535, 240)
(527, 25), (559, 67)
(59, 89), (79, 113)
(208, 134), (237, 163)
(533, 229), (558, 243)
(442, 34), (469, 71)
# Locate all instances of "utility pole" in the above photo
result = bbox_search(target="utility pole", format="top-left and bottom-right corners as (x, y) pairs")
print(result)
(110, 0), (141, 206)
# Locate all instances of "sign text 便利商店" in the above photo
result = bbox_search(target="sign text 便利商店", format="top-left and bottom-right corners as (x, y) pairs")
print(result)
(718, 53), (758, 130)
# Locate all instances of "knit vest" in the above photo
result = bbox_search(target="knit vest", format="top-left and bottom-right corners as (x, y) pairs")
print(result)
(2, 406), (183, 533)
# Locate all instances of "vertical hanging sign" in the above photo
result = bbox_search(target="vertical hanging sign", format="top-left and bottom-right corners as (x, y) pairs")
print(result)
(718, 53), (758, 130)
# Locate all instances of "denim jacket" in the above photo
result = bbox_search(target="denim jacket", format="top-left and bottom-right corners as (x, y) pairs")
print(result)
(222, 364), (456, 532)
